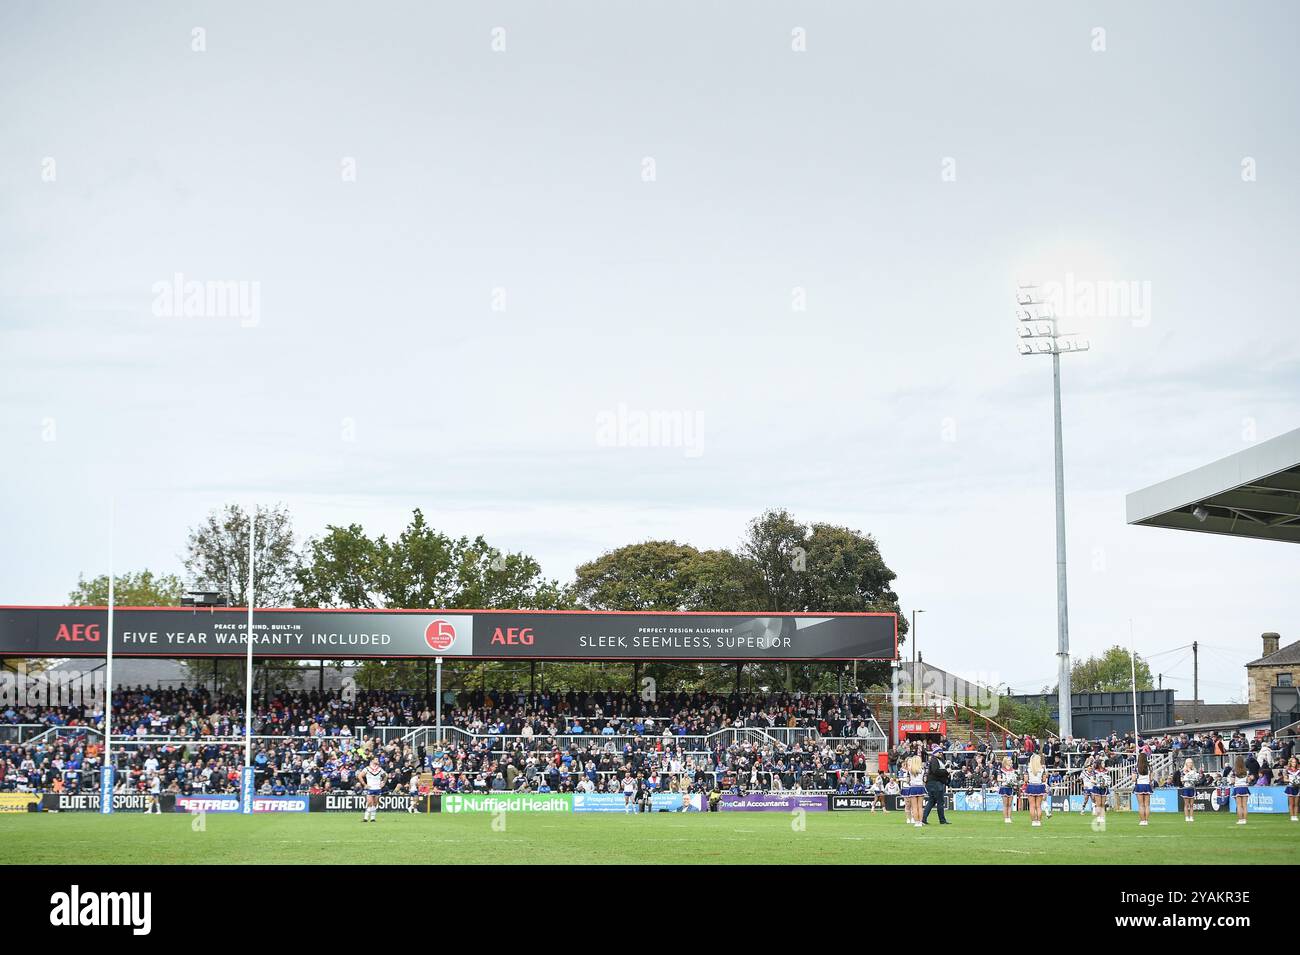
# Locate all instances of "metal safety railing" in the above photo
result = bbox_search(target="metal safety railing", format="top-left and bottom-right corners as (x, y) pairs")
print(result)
(0, 723), (64, 744)
(510, 767), (877, 793)
(5, 721), (893, 794)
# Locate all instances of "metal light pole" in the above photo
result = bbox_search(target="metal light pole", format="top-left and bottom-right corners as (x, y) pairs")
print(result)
(1016, 284), (1090, 741)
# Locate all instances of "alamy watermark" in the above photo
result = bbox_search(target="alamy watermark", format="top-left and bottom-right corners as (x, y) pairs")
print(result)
(1039, 272), (1152, 328)
(0, 663), (105, 710)
(595, 403), (704, 458)
(151, 272), (261, 327)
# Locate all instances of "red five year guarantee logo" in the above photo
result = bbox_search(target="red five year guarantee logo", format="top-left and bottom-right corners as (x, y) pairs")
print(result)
(424, 619), (457, 652)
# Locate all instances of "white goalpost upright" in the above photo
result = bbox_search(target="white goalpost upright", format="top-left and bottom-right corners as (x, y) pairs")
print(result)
(241, 510), (257, 813)
(100, 497), (116, 814)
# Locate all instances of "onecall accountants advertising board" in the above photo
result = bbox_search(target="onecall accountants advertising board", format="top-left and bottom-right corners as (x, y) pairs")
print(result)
(0, 607), (897, 661)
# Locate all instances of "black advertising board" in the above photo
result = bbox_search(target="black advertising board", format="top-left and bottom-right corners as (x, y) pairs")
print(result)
(0, 607), (897, 661)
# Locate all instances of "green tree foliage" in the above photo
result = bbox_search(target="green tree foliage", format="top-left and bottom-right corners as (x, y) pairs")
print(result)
(67, 570), (184, 606)
(566, 510), (907, 696)
(295, 509), (566, 689)
(184, 504), (299, 606)
(296, 509), (564, 610)
(993, 696), (1058, 738)
(571, 541), (761, 612)
(741, 508), (808, 612)
(1071, 646), (1154, 692)
(740, 509), (907, 691)
(741, 510), (906, 621)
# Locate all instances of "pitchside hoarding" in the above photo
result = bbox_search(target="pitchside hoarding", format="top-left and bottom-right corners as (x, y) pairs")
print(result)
(40, 793), (166, 813)
(719, 793), (828, 812)
(317, 793), (433, 813)
(0, 607), (896, 660)
(441, 793), (572, 813)
(571, 792), (705, 812)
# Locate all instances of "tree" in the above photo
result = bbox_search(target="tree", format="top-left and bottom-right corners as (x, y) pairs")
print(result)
(571, 541), (764, 694)
(739, 510), (907, 621)
(567, 511), (908, 695)
(739, 509), (908, 691)
(681, 548), (762, 612)
(68, 570), (184, 606)
(801, 522), (906, 616)
(571, 541), (758, 611)
(994, 696), (1057, 738)
(184, 504), (299, 606)
(295, 509), (566, 690)
(296, 509), (564, 611)
(1070, 646), (1154, 693)
(740, 509), (808, 612)
(295, 524), (381, 608)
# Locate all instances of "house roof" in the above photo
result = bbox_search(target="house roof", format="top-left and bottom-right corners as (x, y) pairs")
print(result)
(1245, 639), (1300, 668)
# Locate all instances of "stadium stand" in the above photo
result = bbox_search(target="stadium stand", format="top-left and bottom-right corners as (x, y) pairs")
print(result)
(1, 687), (1291, 803)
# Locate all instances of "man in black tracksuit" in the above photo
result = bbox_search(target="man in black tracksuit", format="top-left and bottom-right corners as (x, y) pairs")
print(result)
(922, 746), (951, 825)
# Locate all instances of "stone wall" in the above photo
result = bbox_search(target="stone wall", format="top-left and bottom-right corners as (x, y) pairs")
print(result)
(1248, 665), (1298, 719)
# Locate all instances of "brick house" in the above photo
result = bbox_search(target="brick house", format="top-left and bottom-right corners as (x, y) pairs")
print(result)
(1245, 632), (1300, 719)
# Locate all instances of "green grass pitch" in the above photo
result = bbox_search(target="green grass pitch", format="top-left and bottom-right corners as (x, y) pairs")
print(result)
(1, 810), (1296, 864)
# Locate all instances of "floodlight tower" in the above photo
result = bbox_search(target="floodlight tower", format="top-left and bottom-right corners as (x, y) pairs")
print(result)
(1016, 284), (1090, 741)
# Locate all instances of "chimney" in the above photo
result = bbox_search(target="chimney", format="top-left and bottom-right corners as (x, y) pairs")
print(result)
(1262, 632), (1281, 657)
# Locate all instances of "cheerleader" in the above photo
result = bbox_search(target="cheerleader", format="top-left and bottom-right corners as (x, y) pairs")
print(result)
(1230, 755), (1251, 825)
(870, 773), (888, 813)
(997, 756), (1018, 823)
(884, 773), (900, 813)
(905, 755), (926, 828)
(1089, 759), (1110, 821)
(1131, 753), (1153, 826)
(1285, 756), (1300, 822)
(1024, 754), (1047, 827)
(1178, 758), (1198, 823)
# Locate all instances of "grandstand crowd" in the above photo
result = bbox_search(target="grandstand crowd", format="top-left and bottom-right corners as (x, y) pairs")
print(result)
(1, 685), (1293, 800)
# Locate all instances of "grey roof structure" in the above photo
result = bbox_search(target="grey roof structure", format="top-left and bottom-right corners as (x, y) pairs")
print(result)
(1126, 426), (1300, 543)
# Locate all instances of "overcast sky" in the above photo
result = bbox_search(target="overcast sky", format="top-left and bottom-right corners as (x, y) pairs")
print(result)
(2, 1), (1297, 702)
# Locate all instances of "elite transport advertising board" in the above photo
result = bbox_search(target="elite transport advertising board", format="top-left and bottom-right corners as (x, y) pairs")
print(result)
(0, 607), (896, 660)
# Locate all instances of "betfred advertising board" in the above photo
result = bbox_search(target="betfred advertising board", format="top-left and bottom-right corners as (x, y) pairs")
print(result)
(175, 795), (241, 813)
(249, 795), (309, 813)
